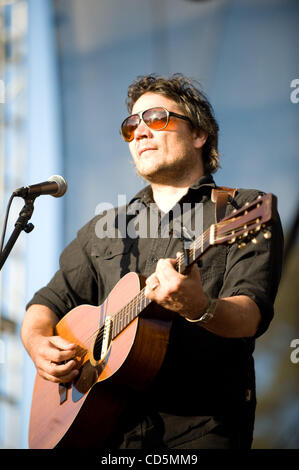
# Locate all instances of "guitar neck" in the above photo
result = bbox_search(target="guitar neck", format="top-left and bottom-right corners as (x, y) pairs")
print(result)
(111, 226), (213, 338)
(111, 191), (275, 338)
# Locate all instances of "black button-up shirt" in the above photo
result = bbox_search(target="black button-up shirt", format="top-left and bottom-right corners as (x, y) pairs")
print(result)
(27, 175), (283, 447)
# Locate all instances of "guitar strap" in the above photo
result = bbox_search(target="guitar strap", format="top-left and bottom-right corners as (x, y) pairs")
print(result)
(211, 186), (238, 223)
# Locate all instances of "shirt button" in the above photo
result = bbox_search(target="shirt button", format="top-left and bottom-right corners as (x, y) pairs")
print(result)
(151, 256), (158, 263)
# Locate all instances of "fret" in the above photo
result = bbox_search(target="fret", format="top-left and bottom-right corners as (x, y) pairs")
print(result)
(119, 313), (123, 333)
(140, 293), (144, 310)
(110, 318), (114, 338)
(127, 306), (131, 323)
(112, 315), (118, 338)
(145, 293), (150, 309)
(131, 300), (135, 321)
(116, 313), (121, 335)
(122, 307), (127, 327)
(177, 255), (184, 274)
(143, 293), (150, 310)
(124, 308), (129, 326)
(134, 298), (137, 320)
(192, 245), (195, 262)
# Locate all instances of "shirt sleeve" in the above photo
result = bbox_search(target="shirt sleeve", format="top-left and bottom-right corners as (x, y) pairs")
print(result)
(218, 189), (284, 337)
(26, 218), (99, 320)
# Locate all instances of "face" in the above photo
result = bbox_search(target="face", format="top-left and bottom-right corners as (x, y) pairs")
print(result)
(128, 92), (207, 185)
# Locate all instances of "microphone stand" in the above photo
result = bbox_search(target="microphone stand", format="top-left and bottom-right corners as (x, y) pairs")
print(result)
(0, 196), (36, 271)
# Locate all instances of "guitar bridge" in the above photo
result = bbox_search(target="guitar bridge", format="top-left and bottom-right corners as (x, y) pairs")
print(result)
(59, 381), (71, 405)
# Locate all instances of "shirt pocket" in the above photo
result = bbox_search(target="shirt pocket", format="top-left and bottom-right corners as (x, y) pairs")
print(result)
(198, 244), (228, 297)
(91, 237), (135, 291)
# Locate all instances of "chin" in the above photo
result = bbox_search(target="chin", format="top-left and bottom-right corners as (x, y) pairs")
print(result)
(137, 167), (176, 185)
(136, 163), (159, 178)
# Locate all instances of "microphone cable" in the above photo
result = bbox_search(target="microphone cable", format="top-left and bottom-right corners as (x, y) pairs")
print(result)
(0, 193), (16, 254)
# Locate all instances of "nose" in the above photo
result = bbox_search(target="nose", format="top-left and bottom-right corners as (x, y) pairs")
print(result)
(133, 119), (153, 141)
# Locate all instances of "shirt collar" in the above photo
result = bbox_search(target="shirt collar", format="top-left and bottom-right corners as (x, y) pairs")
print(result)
(128, 174), (216, 208)
(189, 173), (215, 190)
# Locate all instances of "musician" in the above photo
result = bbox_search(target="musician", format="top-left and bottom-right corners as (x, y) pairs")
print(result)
(21, 74), (283, 449)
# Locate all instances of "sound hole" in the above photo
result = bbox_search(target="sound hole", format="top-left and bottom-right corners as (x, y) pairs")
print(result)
(92, 326), (105, 362)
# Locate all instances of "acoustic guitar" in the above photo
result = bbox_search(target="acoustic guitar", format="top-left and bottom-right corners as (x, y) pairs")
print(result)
(28, 193), (276, 448)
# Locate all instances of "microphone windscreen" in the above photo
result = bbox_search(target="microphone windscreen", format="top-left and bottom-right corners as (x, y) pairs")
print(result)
(48, 175), (68, 197)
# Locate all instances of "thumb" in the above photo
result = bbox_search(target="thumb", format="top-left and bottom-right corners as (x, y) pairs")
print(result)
(48, 335), (77, 351)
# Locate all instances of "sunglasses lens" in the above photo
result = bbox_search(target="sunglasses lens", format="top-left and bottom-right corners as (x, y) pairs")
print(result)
(121, 115), (140, 142)
(143, 108), (168, 130)
(121, 107), (169, 141)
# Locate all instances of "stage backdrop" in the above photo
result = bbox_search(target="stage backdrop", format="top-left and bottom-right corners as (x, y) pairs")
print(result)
(17, 0), (299, 449)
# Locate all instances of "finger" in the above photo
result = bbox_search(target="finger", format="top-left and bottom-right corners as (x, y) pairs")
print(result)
(38, 342), (78, 365)
(48, 335), (77, 351)
(144, 282), (159, 297)
(38, 366), (79, 384)
(145, 274), (160, 289)
(46, 347), (79, 364)
(36, 353), (78, 381)
(156, 259), (184, 288)
(50, 358), (78, 375)
(157, 257), (185, 277)
(144, 273), (160, 295)
(175, 252), (201, 278)
(48, 358), (79, 381)
(47, 336), (80, 362)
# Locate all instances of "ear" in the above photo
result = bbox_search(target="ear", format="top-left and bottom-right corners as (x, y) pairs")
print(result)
(193, 129), (208, 149)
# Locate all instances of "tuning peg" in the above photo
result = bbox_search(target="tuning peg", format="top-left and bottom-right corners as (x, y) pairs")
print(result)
(238, 242), (247, 249)
(263, 230), (272, 239)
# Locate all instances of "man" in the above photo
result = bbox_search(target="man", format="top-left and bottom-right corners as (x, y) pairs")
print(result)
(21, 74), (283, 449)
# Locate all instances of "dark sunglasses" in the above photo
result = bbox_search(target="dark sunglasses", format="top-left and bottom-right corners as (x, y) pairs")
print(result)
(120, 106), (192, 142)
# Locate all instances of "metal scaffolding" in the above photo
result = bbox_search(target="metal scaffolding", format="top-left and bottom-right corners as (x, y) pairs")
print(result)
(0, 0), (28, 449)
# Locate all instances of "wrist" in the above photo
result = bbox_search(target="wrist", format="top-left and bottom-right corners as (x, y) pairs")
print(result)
(185, 296), (218, 324)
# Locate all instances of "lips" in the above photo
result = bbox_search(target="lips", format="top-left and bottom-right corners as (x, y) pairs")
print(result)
(138, 147), (157, 157)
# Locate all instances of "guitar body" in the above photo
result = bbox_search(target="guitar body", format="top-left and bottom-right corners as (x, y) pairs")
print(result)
(29, 272), (173, 449)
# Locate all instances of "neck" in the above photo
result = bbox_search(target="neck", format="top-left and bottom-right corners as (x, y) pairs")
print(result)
(151, 185), (188, 213)
(142, 151), (205, 212)
(151, 172), (203, 213)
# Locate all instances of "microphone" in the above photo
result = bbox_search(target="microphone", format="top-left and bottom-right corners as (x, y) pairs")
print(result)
(13, 175), (68, 198)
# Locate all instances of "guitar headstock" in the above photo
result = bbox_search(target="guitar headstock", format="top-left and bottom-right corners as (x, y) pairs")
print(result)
(212, 193), (277, 248)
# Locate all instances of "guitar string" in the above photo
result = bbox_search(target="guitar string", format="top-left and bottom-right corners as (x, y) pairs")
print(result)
(77, 216), (254, 357)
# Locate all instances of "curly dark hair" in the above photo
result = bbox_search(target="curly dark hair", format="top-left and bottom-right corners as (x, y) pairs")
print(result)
(126, 73), (219, 174)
